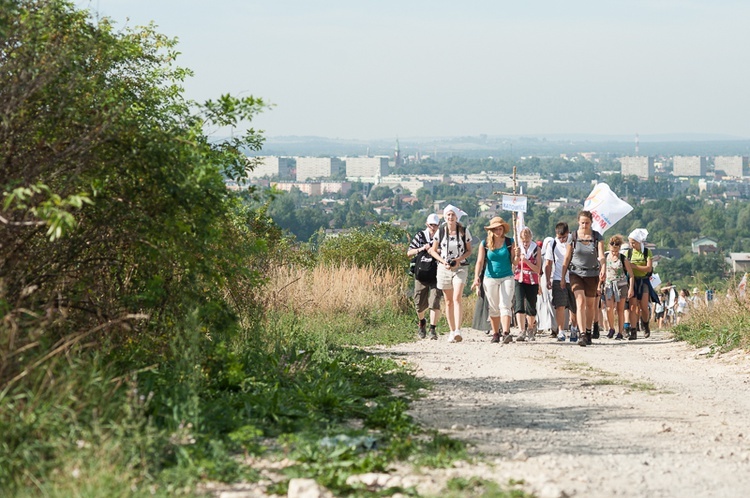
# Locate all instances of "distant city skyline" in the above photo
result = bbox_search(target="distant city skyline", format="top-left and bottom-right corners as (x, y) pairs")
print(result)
(77, 1), (750, 140)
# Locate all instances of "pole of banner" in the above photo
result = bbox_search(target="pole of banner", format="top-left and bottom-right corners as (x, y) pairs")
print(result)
(511, 165), (517, 239)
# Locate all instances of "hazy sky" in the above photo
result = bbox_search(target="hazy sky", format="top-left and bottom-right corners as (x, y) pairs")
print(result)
(76, 1), (750, 140)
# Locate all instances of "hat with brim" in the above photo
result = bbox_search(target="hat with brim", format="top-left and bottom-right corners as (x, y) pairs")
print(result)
(484, 216), (510, 232)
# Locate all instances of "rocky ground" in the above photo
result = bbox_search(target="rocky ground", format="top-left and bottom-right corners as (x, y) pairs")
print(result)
(209, 327), (750, 497)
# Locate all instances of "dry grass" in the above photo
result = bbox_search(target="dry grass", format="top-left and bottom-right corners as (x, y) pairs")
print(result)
(263, 264), (411, 316)
(675, 292), (750, 351)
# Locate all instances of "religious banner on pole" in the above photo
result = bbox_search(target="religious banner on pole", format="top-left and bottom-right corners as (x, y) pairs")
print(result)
(583, 182), (633, 234)
(502, 194), (527, 213)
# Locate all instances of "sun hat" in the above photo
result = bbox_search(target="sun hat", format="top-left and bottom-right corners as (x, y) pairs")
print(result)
(426, 213), (440, 226)
(443, 204), (467, 221)
(484, 216), (510, 232)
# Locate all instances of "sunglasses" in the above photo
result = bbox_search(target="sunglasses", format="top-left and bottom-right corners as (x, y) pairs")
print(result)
(609, 242), (621, 246)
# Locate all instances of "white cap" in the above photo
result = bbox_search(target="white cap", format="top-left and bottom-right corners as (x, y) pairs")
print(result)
(426, 213), (440, 225)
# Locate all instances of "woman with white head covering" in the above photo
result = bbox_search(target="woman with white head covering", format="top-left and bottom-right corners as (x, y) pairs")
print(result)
(428, 204), (472, 343)
(625, 228), (653, 340)
(513, 227), (541, 341)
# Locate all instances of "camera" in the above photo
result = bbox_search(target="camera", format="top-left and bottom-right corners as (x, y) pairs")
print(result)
(448, 258), (457, 268)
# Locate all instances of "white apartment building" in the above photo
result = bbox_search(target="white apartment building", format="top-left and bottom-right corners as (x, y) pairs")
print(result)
(296, 157), (344, 181)
(344, 156), (389, 179)
(246, 156), (292, 179)
(376, 176), (440, 195)
(673, 156), (707, 177)
(619, 156), (654, 179)
(714, 156), (748, 178)
(270, 181), (322, 196)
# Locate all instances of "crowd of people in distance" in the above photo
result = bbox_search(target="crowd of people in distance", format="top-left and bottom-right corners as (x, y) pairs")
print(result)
(407, 206), (713, 346)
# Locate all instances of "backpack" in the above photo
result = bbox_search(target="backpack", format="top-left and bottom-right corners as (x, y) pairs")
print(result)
(409, 229), (438, 284)
(413, 250), (438, 284)
(626, 247), (652, 277)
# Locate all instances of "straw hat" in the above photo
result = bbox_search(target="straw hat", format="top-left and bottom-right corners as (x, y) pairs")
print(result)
(484, 216), (510, 232)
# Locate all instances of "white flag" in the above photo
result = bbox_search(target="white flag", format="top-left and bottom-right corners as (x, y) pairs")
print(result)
(502, 194), (527, 213)
(583, 182), (633, 234)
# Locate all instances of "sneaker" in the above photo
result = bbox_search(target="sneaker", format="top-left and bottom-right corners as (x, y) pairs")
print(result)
(643, 322), (651, 339)
(615, 332), (624, 340)
(557, 331), (566, 342)
(578, 335), (588, 347)
(447, 331), (456, 343)
(516, 332), (527, 342)
(628, 328), (637, 341)
(550, 330), (558, 338)
(585, 330), (592, 345)
(430, 330), (438, 340)
(418, 321), (427, 339)
(607, 328), (615, 339)
(528, 326), (537, 341)
(453, 331), (463, 343)
(491, 332), (501, 343)
(592, 324), (600, 339)
(502, 333), (513, 344)
(569, 326), (579, 343)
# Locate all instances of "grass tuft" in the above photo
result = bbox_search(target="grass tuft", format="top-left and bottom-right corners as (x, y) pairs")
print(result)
(672, 294), (750, 353)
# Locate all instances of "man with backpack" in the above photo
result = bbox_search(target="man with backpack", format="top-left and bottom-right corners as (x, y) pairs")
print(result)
(544, 222), (580, 342)
(408, 213), (442, 339)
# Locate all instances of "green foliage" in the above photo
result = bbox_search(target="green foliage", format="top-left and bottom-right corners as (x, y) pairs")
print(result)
(444, 477), (532, 498)
(318, 225), (410, 273)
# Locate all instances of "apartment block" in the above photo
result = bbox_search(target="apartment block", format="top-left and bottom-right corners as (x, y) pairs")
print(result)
(296, 157), (344, 181)
(344, 156), (389, 179)
(619, 156), (654, 179)
(714, 156), (748, 178)
(246, 156), (292, 179)
(673, 156), (707, 177)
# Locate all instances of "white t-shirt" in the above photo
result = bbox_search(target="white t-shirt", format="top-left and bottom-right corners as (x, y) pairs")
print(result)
(544, 233), (572, 282)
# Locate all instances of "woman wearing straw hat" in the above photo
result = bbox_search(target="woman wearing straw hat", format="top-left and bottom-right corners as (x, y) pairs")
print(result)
(472, 216), (516, 344)
(429, 205), (472, 343)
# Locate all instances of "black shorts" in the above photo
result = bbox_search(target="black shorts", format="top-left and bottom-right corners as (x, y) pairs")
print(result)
(551, 280), (577, 313)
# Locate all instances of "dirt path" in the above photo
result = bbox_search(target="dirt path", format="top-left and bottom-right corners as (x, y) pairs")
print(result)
(377, 327), (750, 498)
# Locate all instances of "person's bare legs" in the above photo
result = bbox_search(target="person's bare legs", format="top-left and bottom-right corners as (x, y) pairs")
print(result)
(443, 288), (456, 332)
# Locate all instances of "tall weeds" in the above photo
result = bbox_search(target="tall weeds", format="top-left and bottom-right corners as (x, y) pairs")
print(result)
(264, 264), (411, 316)
(673, 294), (750, 352)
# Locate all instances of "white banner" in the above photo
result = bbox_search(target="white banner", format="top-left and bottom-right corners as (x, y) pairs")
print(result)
(583, 182), (633, 234)
(502, 194), (527, 213)
(650, 273), (662, 289)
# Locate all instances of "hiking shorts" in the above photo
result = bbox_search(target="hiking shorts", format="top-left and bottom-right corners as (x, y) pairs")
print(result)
(551, 280), (577, 313)
(436, 265), (469, 290)
(414, 279), (442, 313)
(570, 273), (599, 298)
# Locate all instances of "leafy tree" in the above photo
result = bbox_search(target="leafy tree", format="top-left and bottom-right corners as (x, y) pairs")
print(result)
(369, 184), (394, 201)
(0, 0), (268, 389)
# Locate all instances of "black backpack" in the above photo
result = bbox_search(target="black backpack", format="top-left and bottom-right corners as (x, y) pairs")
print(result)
(410, 229), (438, 284)
(413, 250), (438, 284)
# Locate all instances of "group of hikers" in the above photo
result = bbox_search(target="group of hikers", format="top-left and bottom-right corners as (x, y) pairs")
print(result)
(408, 205), (664, 347)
